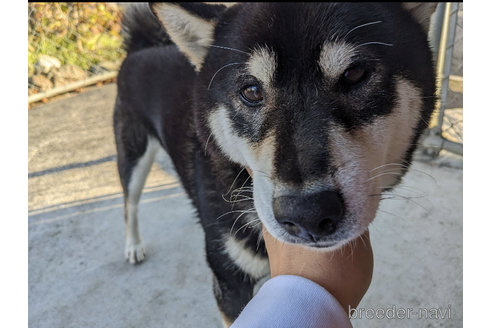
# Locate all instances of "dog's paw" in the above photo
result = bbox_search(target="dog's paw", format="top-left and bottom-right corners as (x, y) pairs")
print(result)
(125, 242), (146, 264)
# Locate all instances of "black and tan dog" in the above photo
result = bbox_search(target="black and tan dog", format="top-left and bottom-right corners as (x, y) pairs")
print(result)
(113, 2), (437, 325)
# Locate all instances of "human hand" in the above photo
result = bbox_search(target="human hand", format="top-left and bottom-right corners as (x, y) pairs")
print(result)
(262, 226), (373, 313)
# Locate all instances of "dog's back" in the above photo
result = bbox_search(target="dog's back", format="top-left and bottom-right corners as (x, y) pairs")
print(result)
(113, 4), (197, 264)
(115, 4), (197, 180)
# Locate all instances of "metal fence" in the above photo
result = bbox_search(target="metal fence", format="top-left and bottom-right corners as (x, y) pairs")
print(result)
(421, 2), (463, 159)
(28, 2), (463, 160)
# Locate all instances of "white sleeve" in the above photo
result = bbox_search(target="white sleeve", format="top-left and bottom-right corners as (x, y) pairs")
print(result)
(231, 275), (353, 328)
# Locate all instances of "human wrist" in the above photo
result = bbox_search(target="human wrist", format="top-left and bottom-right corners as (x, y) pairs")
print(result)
(264, 228), (373, 313)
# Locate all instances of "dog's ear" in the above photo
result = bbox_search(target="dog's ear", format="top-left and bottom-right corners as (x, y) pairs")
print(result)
(150, 2), (228, 71)
(402, 3), (438, 31)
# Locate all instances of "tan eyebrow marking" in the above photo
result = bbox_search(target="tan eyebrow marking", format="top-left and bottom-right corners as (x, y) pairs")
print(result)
(246, 47), (277, 86)
(318, 42), (357, 79)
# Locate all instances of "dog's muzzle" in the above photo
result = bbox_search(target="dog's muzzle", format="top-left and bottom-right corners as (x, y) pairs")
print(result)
(272, 190), (344, 242)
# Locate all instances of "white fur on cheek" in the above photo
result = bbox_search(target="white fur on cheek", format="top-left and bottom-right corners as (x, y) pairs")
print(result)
(208, 107), (249, 165)
(384, 78), (423, 166)
(208, 106), (284, 239)
(328, 77), (424, 236)
(207, 106), (277, 174)
(357, 77), (423, 188)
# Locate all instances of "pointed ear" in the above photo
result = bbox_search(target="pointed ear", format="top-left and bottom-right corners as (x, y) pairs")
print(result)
(150, 2), (227, 71)
(402, 3), (438, 31)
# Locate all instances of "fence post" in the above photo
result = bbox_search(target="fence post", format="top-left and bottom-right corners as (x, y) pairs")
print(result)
(421, 2), (462, 158)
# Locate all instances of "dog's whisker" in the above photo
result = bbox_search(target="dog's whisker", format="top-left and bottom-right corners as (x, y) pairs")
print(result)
(230, 210), (257, 235)
(230, 192), (253, 199)
(367, 163), (436, 185)
(256, 229), (264, 252)
(252, 169), (271, 179)
(349, 238), (356, 259)
(231, 187), (253, 192)
(376, 193), (430, 211)
(353, 41), (394, 51)
(230, 191), (253, 205)
(209, 44), (250, 56)
(230, 194), (253, 201)
(230, 188), (253, 195)
(228, 194), (254, 199)
(406, 168), (438, 185)
(207, 62), (242, 90)
(376, 208), (406, 220)
(369, 162), (406, 172)
(204, 132), (213, 156)
(371, 192), (425, 200)
(378, 186), (427, 198)
(231, 175), (252, 204)
(233, 219), (261, 238)
(359, 233), (368, 250)
(367, 163), (435, 183)
(365, 171), (404, 183)
(216, 208), (255, 222)
(224, 168), (246, 197)
(381, 183), (426, 192)
(229, 184), (252, 207)
(221, 194), (254, 204)
(231, 186), (253, 191)
(344, 20), (383, 39)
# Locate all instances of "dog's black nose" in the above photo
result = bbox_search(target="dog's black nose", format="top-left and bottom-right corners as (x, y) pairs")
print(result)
(273, 190), (344, 242)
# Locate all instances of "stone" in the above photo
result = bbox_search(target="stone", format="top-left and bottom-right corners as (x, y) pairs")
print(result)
(50, 64), (88, 87)
(34, 55), (61, 74)
(29, 74), (53, 91)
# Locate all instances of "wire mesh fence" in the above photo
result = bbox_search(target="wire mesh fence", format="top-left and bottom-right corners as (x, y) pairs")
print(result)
(28, 3), (126, 101)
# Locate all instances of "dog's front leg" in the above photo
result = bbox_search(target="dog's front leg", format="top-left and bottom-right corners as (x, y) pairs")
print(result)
(210, 266), (257, 328)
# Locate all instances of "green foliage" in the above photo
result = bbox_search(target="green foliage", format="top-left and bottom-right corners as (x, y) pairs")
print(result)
(28, 3), (126, 76)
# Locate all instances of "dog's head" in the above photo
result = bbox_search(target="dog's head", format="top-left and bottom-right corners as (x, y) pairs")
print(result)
(151, 2), (437, 248)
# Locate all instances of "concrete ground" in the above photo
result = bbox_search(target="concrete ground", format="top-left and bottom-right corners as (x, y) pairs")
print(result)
(28, 83), (462, 327)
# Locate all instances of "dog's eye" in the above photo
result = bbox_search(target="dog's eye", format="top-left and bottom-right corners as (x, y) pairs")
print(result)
(240, 85), (263, 106)
(341, 66), (366, 86)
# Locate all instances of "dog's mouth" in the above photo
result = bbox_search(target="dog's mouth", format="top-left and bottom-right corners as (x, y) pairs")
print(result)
(264, 211), (362, 249)
(304, 241), (338, 248)
(247, 166), (370, 248)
